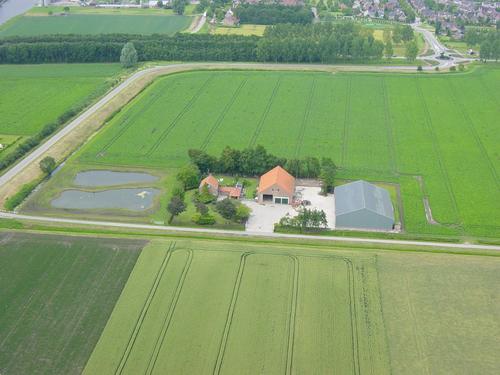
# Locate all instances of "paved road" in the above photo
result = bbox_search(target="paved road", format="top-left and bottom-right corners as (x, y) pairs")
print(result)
(413, 22), (473, 68)
(0, 0), (37, 25)
(190, 11), (206, 33)
(0, 61), (453, 192)
(1, 211), (499, 251)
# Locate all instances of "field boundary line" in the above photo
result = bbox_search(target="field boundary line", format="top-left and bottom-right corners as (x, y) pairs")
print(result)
(115, 242), (176, 375)
(446, 80), (499, 189)
(415, 78), (461, 225)
(145, 249), (194, 375)
(145, 75), (215, 156)
(381, 77), (397, 172)
(0, 247), (73, 350)
(200, 77), (249, 151)
(341, 77), (352, 167)
(213, 252), (250, 375)
(346, 259), (361, 375)
(99, 91), (163, 154)
(248, 77), (282, 147)
(285, 256), (300, 375)
(294, 78), (316, 158)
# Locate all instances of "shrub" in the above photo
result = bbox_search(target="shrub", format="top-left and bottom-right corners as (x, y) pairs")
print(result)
(194, 201), (209, 215)
(39, 156), (56, 175)
(192, 213), (216, 225)
(216, 198), (237, 220)
(435, 66), (440, 71)
(5, 179), (41, 211)
(458, 63), (465, 71)
(417, 65), (423, 71)
(449, 66), (457, 71)
(197, 184), (216, 204)
(235, 204), (251, 223)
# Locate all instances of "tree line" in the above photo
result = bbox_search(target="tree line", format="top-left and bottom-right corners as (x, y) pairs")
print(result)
(235, 4), (313, 25)
(188, 145), (337, 194)
(0, 23), (389, 64)
(257, 23), (385, 62)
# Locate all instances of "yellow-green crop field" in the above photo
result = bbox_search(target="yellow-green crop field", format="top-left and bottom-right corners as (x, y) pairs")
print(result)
(212, 24), (267, 36)
(66, 66), (500, 239)
(83, 238), (500, 374)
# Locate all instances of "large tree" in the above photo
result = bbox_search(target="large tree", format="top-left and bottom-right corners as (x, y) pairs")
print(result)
(39, 156), (56, 174)
(405, 39), (418, 62)
(120, 42), (138, 68)
(167, 196), (186, 223)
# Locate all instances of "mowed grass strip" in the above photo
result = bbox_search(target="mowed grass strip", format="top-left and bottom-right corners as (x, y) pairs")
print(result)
(83, 240), (392, 374)
(0, 14), (192, 36)
(74, 68), (500, 237)
(0, 64), (120, 137)
(0, 232), (145, 375)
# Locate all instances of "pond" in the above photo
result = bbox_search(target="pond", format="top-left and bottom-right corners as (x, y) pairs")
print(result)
(51, 188), (160, 211)
(74, 170), (158, 187)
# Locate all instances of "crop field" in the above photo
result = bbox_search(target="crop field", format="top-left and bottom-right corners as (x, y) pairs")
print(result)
(0, 232), (145, 375)
(0, 14), (192, 36)
(83, 240), (390, 374)
(84, 239), (500, 374)
(73, 67), (500, 238)
(212, 24), (267, 36)
(0, 64), (120, 138)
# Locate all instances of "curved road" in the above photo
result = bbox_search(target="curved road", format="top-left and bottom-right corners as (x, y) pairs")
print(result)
(1, 61), (492, 251)
(1, 211), (499, 251)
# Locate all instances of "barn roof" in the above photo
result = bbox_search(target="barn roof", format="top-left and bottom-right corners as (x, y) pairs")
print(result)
(200, 174), (219, 189)
(258, 166), (295, 196)
(335, 180), (394, 220)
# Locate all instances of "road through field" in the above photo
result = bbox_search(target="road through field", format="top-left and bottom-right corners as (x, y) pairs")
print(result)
(0, 60), (465, 197)
(1, 211), (499, 251)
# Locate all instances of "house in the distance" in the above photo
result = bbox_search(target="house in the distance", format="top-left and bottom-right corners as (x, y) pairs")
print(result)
(257, 166), (295, 205)
(199, 174), (242, 199)
(199, 174), (219, 196)
(334, 180), (394, 231)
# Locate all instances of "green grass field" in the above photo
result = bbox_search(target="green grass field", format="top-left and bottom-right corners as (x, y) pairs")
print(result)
(0, 64), (120, 137)
(84, 238), (500, 374)
(68, 67), (500, 239)
(0, 14), (192, 36)
(0, 232), (145, 374)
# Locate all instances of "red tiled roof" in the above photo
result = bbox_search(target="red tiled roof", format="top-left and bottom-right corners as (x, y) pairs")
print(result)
(200, 174), (219, 189)
(219, 186), (242, 198)
(258, 166), (295, 196)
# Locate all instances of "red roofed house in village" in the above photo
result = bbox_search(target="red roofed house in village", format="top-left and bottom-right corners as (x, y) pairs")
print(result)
(257, 166), (295, 204)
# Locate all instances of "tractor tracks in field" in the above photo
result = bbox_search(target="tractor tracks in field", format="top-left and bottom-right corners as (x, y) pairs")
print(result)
(99, 91), (163, 155)
(446, 80), (499, 189)
(145, 249), (194, 375)
(341, 77), (353, 167)
(145, 75), (214, 157)
(213, 252), (251, 375)
(285, 256), (300, 375)
(346, 259), (361, 375)
(115, 242), (176, 375)
(294, 78), (316, 159)
(248, 78), (282, 148)
(200, 77), (248, 151)
(380, 78), (397, 173)
(415, 78), (461, 225)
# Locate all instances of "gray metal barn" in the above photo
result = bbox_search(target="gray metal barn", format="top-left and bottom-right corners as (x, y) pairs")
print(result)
(334, 180), (394, 231)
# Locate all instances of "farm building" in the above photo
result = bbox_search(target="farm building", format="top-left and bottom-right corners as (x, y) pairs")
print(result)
(257, 166), (295, 204)
(334, 180), (394, 231)
(199, 174), (219, 196)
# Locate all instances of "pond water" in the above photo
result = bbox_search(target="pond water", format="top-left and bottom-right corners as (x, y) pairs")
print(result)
(74, 170), (158, 187)
(51, 188), (160, 211)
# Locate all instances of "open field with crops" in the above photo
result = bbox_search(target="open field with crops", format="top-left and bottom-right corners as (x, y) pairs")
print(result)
(0, 232), (145, 375)
(0, 14), (192, 36)
(0, 63), (120, 148)
(84, 238), (500, 374)
(212, 24), (267, 36)
(57, 66), (500, 239)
